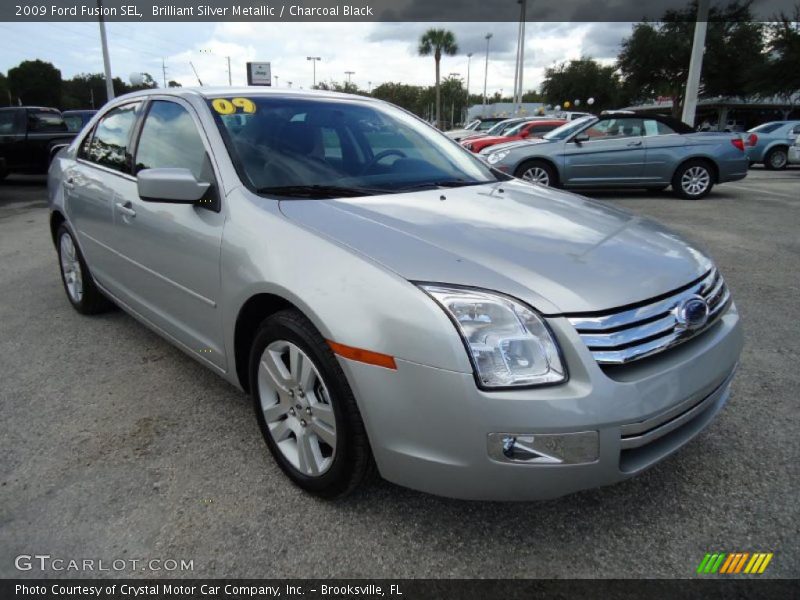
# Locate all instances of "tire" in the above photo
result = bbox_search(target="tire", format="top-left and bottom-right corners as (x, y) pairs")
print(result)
(672, 160), (715, 200)
(515, 160), (558, 188)
(249, 309), (374, 498)
(764, 146), (788, 171)
(56, 224), (113, 315)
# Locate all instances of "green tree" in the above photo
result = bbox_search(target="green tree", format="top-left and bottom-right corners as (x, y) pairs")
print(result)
(7, 59), (62, 107)
(751, 5), (800, 100)
(617, 0), (765, 118)
(418, 28), (458, 129)
(0, 73), (10, 106)
(371, 82), (425, 114)
(168, 80), (182, 88)
(541, 57), (624, 112)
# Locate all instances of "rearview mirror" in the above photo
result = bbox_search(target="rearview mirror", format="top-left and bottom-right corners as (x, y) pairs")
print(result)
(573, 133), (590, 143)
(137, 168), (210, 203)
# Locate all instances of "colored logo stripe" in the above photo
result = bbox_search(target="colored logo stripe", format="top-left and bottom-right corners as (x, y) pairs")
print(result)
(698, 552), (773, 574)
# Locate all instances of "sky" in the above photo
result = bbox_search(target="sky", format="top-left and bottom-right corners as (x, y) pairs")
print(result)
(0, 21), (633, 95)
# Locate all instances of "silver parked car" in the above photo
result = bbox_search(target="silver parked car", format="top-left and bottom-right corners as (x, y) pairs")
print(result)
(744, 120), (800, 170)
(48, 88), (743, 500)
(483, 114), (749, 199)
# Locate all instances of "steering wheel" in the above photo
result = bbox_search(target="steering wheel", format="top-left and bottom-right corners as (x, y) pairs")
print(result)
(361, 149), (407, 174)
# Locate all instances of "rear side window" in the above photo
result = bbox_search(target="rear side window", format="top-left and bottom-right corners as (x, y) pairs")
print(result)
(134, 101), (207, 180)
(750, 122), (782, 134)
(86, 103), (141, 173)
(28, 110), (67, 133)
(0, 110), (21, 134)
(529, 124), (559, 135)
(644, 120), (677, 136)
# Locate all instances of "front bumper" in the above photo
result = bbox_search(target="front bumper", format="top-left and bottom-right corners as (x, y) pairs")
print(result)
(337, 303), (743, 501)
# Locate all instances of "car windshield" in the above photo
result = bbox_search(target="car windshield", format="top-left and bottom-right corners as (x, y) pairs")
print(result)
(484, 120), (516, 135)
(543, 116), (596, 140)
(209, 96), (502, 197)
(504, 122), (531, 136)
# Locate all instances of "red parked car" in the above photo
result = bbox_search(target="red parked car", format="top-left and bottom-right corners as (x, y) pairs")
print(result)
(460, 119), (567, 153)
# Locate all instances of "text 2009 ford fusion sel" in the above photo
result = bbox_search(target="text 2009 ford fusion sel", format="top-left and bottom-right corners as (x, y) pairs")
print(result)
(48, 88), (742, 500)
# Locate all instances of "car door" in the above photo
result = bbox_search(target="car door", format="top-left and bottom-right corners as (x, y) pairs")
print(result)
(64, 101), (143, 289)
(561, 117), (647, 185)
(641, 119), (687, 183)
(0, 109), (25, 172)
(106, 97), (227, 370)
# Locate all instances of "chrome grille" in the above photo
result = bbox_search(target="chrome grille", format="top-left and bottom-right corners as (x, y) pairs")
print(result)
(566, 268), (731, 365)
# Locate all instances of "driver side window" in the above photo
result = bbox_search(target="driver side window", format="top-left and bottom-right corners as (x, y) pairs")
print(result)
(584, 118), (643, 139)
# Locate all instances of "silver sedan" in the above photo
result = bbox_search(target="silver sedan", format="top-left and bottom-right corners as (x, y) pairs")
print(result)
(483, 114), (749, 199)
(48, 89), (742, 500)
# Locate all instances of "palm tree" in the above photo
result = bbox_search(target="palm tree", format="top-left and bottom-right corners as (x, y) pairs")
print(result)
(418, 29), (459, 129)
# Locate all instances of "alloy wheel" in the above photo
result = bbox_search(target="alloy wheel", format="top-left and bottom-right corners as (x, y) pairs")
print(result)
(681, 166), (710, 197)
(769, 150), (787, 169)
(257, 340), (337, 476)
(59, 233), (84, 303)
(522, 167), (550, 186)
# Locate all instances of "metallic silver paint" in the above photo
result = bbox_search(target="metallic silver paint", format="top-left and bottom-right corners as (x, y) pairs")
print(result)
(48, 87), (744, 500)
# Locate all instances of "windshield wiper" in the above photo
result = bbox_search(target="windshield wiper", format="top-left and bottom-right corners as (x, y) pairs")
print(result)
(397, 180), (486, 191)
(255, 184), (390, 199)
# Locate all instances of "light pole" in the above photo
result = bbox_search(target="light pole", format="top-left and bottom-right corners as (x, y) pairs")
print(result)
(345, 71), (355, 84)
(96, 0), (114, 101)
(682, 0), (710, 126)
(306, 56), (321, 88)
(287, 81), (293, 88)
(483, 33), (493, 116)
(465, 52), (473, 124)
(274, 75), (279, 87)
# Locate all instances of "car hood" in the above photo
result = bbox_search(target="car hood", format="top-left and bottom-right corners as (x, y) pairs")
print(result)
(278, 180), (712, 314)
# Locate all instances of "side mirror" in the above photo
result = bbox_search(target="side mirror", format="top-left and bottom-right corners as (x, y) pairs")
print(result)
(573, 133), (590, 143)
(137, 168), (210, 203)
(520, 131), (530, 138)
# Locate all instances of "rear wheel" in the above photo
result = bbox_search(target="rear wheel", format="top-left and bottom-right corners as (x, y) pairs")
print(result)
(672, 160), (714, 200)
(56, 224), (113, 314)
(515, 160), (557, 188)
(249, 309), (374, 498)
(764, 146), (788, 170)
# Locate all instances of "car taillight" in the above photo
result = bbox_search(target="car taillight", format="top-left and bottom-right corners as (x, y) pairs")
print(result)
(731, 138), (745, 151)
(747, 133), (758, 146)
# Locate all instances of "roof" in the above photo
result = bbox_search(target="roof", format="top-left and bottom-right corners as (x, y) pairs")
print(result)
(595, 112), (694, 134)
(111, 86), (378, 104)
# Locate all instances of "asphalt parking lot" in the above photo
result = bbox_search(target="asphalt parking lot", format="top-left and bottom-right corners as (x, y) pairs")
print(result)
(0, 168), (798, 579)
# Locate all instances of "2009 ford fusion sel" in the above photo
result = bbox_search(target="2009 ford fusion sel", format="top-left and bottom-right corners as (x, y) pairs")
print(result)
(48, 88), (742, 500)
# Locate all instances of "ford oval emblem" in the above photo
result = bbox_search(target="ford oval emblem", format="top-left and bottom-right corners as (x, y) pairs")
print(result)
(675, 295), (709, 331)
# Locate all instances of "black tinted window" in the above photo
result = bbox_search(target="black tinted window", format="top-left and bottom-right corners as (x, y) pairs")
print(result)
(135, 101), (207, 179)
(28, 110), (67, 133)
(87, 103), (141, 173)
(0, 110), (20, 134)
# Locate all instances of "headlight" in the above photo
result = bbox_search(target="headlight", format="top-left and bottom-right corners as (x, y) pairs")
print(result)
(420, 285), (567, 388)
(486, 150), (510, 164)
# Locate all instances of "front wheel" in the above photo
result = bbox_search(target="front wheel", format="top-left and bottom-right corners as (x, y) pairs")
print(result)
(57, 224), (113, 314)
(764, 146), (788, 170)
(249, 309), (374, 498)
(672, 161), (714, 200)
(515, 160), (557, 188)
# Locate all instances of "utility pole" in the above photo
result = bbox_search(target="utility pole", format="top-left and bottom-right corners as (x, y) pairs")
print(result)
(307, 56), (321, 88)
(515, 0), (527, 112)
(483, 33), (492, 116)
(226, 56), (232, 86)
(345, 71), (355, 83)
(97, 0), (114, 102)
(161, 58), (167, 88)
(465, 53), (473, 124)
(682, 0), (709, 126)
(274, 75), (279, 87)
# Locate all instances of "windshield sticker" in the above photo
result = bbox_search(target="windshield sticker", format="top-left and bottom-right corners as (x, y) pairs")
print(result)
(212, 98), (257, 115)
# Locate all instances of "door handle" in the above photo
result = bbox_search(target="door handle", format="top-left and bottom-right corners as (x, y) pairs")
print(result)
(627, 140), (643, 147)
(63, 177), (75, 189)
(115, 201), (137, 218)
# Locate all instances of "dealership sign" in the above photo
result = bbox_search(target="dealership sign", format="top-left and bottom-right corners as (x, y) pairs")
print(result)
(247, 62), (271, 86)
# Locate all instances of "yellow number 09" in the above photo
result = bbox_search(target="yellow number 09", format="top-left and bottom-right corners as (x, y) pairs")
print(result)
(212, 97), (256, 115)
